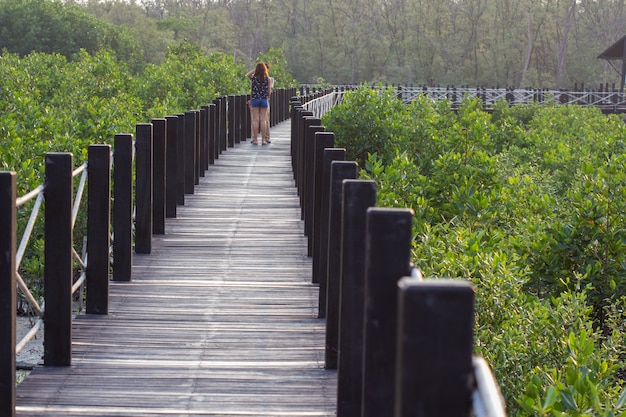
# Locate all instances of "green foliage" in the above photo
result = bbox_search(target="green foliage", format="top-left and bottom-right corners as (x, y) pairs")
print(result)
(520, 329), (626, 417)
(1, 41), (282, 302)
(0, 0), (143, 71)
(255, 48), (298, 89)
(0, 0), (617, 86)
(322, 85), (417, 166)
(323, 86), (626, 415)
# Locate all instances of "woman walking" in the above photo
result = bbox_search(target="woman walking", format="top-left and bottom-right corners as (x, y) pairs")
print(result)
(248, 63), (272, 145)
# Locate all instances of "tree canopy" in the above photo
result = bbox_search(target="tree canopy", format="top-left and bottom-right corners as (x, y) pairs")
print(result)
(0, 0), (144, 70)
(2, 0), (626, 89)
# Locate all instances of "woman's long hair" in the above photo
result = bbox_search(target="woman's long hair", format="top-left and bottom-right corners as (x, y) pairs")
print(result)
(253, 62), (268, 82)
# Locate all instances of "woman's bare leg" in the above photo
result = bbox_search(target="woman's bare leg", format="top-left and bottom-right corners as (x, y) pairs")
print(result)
(251, 107), (261, 143)
(259, 108), (268, 143)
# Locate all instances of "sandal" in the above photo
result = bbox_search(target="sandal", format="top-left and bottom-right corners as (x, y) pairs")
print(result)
(251, 141), (258, 145)
(262, 141), (268, 145)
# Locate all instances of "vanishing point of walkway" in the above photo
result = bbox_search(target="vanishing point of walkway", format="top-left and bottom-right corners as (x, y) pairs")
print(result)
(15, 121), (338, 416)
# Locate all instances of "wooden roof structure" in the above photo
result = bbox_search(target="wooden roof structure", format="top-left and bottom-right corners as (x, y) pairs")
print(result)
(598, 35), (626, 91)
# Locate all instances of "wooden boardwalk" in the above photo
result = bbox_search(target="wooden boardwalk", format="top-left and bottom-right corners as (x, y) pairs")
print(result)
(15, 122), (337, 416)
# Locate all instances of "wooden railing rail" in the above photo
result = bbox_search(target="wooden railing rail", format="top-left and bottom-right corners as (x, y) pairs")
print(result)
(300, 84), (626, 113)
(291, 92), (507, 417)
(1, 88), (295, 417)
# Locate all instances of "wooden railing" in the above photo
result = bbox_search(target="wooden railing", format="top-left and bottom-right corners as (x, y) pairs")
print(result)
(0, 88), (296, 417)
(292, 91), (507, 417)
(300, 84), (626, 113)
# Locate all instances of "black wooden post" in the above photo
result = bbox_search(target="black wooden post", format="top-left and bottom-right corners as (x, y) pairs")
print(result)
(235, 95), (244, 144)
(214, 97), (222, 155)
(209, 103), (217, 164)
(297, 111), (313, 210)
(194, 109), (201, 185)
(291, 105), (302, 187)
(165, 116), (178, 218)
(152, 118), (166, 234)
(44, 152), (73, 366)
(176, 113), (186, 205)
(293, 107), (306, 193)
(113, 134), (133, 281)
(135, 123), (153, 255)
(305, 122), (324, 253)
(200, 105), (209, 172)
(184, 111), (196, 194)
(323, 161), (358, 366)
(290, 100), (302, 172)
(0, 171), (16, 417)
(302, 117), (321, 227)
(222, 97), (228, 151)
(86, 145), (111, 314)
(315, 148), (345, 286)
(336, 180), (377, 417)
(395, 278), (474, 417)
(245, 94), (252, 142)
(218, 97), (227, 153)
(228, 95), (236, 147)
(312, 132), (335, 286)
(362, 207), (414, 417)
(292, 105), (301, 182)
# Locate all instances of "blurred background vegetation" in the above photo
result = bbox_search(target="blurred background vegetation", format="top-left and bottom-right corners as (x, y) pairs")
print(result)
(1, 0), (626, 87)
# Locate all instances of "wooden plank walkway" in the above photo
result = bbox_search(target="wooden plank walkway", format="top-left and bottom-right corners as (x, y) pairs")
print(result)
(15, 121), (337, 416)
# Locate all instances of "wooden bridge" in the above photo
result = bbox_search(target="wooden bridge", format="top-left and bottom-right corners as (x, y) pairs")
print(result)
(2, 90), (505, 417)
(13, 122), (338, 416)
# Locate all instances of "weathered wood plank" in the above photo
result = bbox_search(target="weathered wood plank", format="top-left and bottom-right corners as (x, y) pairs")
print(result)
(15, 122), (337, 417)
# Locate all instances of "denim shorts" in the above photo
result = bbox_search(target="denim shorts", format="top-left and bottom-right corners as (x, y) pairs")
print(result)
(250, 98), (269, 108)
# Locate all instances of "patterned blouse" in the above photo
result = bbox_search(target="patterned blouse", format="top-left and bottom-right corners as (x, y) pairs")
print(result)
(251, 75), (269, 99)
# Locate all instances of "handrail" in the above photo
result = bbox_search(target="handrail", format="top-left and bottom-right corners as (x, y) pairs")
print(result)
(473, 356), (507, 417)
(15, 184), (44, 207)
(14, 161), (89, 354)
(300, 84), (626, 112)
(15, 191), (44, 265)
(15, 189), (46, 322)
(302, 91), (343, 119)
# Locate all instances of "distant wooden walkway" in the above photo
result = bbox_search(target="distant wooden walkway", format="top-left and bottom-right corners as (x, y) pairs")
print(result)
(16, 121), (337, 416)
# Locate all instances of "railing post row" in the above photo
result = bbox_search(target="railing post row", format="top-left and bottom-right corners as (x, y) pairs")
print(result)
(294, 93), (479, 416)
(0, 171), (17, 417)
(44, 152), (74, 366)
